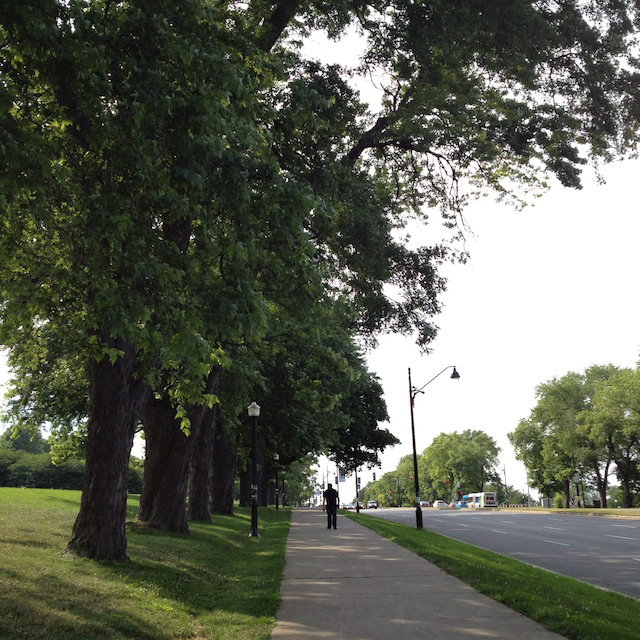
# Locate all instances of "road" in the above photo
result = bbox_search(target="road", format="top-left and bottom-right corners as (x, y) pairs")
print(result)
(361, 507), (640, 599)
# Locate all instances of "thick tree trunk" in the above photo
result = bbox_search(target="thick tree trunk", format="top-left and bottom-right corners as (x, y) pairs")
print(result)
(138, 371), (220, 532)
(563, 478), (571, 508)
(622, 477), (634, 508)
(259, 450), (269, 507)
(187, 406), (216, 522)
(187, 368), (222, 522)
(137, 394), (193, 533)
(67, 337), (148, 560)
(210, 420), (238, 515)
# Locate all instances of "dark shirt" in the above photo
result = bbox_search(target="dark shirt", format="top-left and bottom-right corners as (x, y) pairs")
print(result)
(323, 487), (338, 511)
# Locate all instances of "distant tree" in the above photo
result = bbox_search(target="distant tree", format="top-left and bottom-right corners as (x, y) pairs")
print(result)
(510, 366), (620, 507)
(587, 368), (640, 507)
(0, 426), (50, 454)
(423, 430), (500, 499)
(282, 456), (318, 506)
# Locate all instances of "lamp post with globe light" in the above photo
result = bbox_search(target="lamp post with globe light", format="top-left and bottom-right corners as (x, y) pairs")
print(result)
(248, 401), (260, 537)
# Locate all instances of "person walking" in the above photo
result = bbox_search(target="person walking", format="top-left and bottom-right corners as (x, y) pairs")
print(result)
(323, 483), (339, 529)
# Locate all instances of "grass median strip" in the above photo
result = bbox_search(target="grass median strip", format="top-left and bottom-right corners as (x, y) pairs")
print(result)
(346, 511), (639, 640)
(0, 488), (290, 640)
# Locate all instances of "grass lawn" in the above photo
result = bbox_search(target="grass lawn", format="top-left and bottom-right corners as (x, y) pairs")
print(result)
(347, 511), (640, 640)
(0, 488), (290, 640)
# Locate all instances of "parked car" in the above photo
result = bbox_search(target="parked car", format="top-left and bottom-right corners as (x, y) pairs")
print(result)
(433, 500), (447, 508)
(419, 500), (430, 507)
(367, 500), (378, 509)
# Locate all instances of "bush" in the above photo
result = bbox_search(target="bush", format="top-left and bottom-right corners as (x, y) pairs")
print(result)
(0, 446), (142, 491)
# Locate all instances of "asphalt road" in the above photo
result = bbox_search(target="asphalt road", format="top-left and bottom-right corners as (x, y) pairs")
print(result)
(361, 507), (640, 599)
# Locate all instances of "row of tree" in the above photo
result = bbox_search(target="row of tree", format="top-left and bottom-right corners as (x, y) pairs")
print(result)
(361, 429), (505, 506)
(0, 426), (322, 504)
(509, 364), (640, 508)
(2, 2), (640, 559)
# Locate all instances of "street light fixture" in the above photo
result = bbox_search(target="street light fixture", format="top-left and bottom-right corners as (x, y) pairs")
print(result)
(274, 453), (280, 511)
(408, 366), (460, 530)
(248, 401), (261, 537)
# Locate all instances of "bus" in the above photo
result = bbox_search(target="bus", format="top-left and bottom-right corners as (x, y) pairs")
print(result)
(465, 492), (498, 508)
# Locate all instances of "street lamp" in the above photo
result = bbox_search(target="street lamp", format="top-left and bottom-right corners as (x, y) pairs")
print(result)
(408, 366), (460, 529)
(248, 401), (261, 537)
(274, 453), (280, 511)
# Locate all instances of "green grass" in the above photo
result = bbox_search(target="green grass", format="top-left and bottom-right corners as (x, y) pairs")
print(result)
(347, 511), (640, 640)
(0, 488), (290, 640)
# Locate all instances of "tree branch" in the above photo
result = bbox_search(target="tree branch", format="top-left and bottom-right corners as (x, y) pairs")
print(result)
(256, 0), (302, 52)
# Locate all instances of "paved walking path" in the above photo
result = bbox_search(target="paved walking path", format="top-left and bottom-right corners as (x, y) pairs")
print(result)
(272, 508), (566, 639)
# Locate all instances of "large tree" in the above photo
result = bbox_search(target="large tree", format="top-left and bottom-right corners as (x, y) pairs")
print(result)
(422, 430), (500, 499)
(510, 365), (620, 507)
(587, 367), (640, 507)
(1, 0), (279, 559)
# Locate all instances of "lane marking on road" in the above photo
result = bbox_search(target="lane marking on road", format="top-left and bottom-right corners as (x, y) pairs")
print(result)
(633, 558), (640, 562)
(491, 529), (509, 535)
(500, 520), (516, 524)
(544, 526), (566, 531)
(605, 535), (638, 541)
(456, 523), (470, 527)
(612, 524), (637, 529)
(544, 539), (571, 546)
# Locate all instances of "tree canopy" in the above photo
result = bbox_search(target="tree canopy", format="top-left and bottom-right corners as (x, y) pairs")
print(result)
(509, 364), (640, 507)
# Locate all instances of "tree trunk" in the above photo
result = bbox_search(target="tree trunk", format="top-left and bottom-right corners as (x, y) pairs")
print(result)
(592, 460), (608, 508)
(137, 394), (193, 533)
(187, 368), (222, 522)
(67, 337), (148, 560)
(138, 371), (220, 532)
(563, 478), (570, 508)
(187, 406), (216, 522)
(622, 476), (634, 508)
(210, 420), (238, 515)
(259, 450), (269, 507)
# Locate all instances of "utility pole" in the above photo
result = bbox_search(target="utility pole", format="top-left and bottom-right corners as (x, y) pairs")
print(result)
(503, 464), (508, 505)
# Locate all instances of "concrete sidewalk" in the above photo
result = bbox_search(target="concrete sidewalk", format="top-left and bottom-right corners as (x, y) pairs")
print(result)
(272, 508), (565, 640)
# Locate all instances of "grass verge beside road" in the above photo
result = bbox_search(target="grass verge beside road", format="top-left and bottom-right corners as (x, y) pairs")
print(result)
(347, 511), (639, 640)
(0, 488), (290, 640)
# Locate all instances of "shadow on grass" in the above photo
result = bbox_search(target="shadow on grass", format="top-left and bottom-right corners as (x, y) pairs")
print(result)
(117, 509), (289, 617)
(0, 488), (290, 640)
(1, 564), (173, 640)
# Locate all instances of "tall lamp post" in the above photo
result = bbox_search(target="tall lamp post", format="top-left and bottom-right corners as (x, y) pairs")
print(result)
(408, 365), (460, 529)
(248, 401), (261, 537)
(274, 453), (280, 511)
